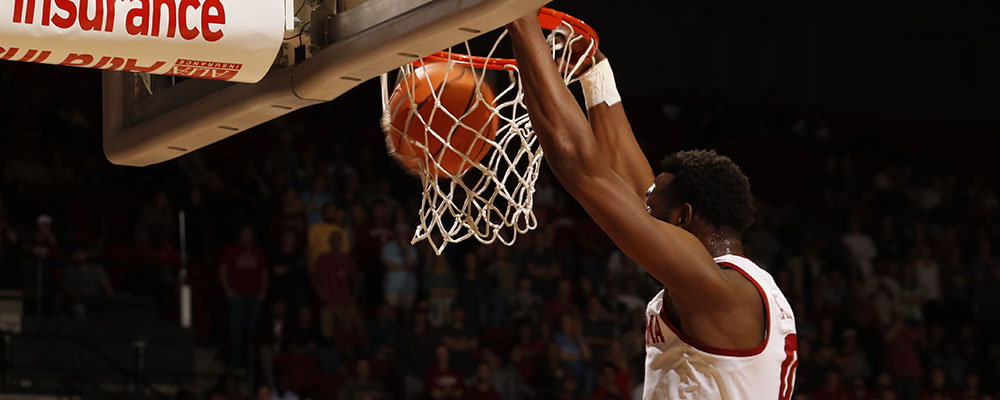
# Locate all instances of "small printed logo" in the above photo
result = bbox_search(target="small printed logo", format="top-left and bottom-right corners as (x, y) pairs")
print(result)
(774, 294), (793, 321)
(167, 59), (242, 81)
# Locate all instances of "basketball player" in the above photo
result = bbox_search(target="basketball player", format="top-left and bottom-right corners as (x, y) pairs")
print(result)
(507, 14), (798, 399)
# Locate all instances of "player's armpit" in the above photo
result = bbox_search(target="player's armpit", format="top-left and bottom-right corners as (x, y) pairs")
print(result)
(559, 165), (734, 313)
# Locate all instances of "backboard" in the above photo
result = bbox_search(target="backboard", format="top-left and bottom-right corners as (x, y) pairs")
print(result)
(102, 0), (549, 166)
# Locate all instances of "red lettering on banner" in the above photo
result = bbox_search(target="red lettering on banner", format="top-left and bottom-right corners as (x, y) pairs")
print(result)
(4, 46), (167, 73)
(93, 56), (125, 69)
(13, 0), (34, 23)
(60, 52), (93, 66)
(78, 0), (104, 31)
(125, 0), (149, 35)
(17, 49), (39, 62)
(152, 0), (177, 37)
(2, 47), (51, 63)
(0, 47), (19, 61)
(41, 0), (52, 26)
(12, 0), (224, 41)
(104, 0), (115, 32)
(178, 0), (200, 40)
(166, 58), (241, 81)
(33, 50), (53, 62)
(201, 0), (224, 42)
(123, 58), (165, 73)
(52, 0), (77, 29)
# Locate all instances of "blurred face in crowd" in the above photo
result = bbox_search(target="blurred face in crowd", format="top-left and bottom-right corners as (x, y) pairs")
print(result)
(464, 252), (477, 271)
(72, 249), (87, 264)
(436, 345), (449, 367)
(930, 368), (946, 388)
(450, 307), (465, 326)
(271, 301), (287, 318)
(560, 315), (576, 335)
(395, 225), (410, 244)
(518, 324), (532, 343)
(557, 280), (572, 299)
(281, 230), (297, 251)
(481, 349), (500, 367)
(323, 203), (341, 224)
(255, 386), (270, 400)
(477, 363), (491, 381)
(825, 371), (841, 387)
(298, 308), (313, 327)
(154, 191), (169, 208)
(373, 203), (389, 222)
(239, 227), (254, 245)
(433, 257), (450, 274)
(378, 304), (395, 323)
(561, 376), (577, 393)
(357, 359), (371, 379)
(509, 346), (523, 362)
(350, 204), (367, 224)
(283, 188), (300, 208)
(965, 373), (980, 391)
(190, 187), (202, 205)
(851, 378), (867, 397)
(599, 365), (616, 385)
(37, 220), (52, 235)
(517, 277), (532, 293)
(587, 297), (602, 317)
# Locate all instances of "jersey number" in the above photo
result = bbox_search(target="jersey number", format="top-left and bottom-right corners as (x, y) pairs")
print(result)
(778, 334), (798, 400)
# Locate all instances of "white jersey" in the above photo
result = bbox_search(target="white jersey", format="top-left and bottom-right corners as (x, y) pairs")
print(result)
(643, 254), (798, 400)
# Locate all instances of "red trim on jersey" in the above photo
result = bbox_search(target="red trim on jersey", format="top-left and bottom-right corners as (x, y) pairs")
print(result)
(657, 260), (770, 357)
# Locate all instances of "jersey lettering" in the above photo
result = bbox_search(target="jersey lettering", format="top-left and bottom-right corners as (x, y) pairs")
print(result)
(645, 314), (666, 345)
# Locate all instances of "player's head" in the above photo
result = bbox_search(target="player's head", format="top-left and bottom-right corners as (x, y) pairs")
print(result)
(647, 150), (755, 236)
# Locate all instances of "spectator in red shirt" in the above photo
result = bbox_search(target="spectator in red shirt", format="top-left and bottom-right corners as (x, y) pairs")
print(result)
(591, 363), (627, 400)
(463, 363), (501, 400)
(918, 367), (957, 400)
(354, 201), (393, 305)
(812, 369), (850, 400)
(426, 345), (465, 400)
(312, 230), (357, 340)
(219, 225), (269, 367)
(545, 279), (580, 332)
(884, 311), (923, 399)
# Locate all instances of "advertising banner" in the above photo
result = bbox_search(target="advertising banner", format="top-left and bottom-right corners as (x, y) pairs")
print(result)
(0, 0), (286, 83)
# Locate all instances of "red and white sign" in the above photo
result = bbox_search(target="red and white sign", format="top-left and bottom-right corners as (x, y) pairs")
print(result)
(0, 0), (285, 83)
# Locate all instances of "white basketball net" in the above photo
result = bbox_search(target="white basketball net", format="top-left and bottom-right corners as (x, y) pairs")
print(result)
(380, 23), (595, 255)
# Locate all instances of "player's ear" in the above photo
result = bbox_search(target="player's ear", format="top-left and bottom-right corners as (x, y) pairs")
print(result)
(677, 203), (694, 228)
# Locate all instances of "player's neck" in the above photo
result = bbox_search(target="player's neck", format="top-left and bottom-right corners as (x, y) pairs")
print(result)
(699, 228), (744, 258)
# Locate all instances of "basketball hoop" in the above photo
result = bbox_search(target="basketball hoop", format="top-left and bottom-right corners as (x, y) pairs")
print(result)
(380, 8), (598, 254)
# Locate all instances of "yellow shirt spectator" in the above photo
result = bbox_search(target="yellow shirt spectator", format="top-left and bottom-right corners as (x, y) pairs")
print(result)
(308, 222), (349, 266)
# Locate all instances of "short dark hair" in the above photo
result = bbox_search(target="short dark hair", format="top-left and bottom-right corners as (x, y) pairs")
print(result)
(659, 150), (755, 234)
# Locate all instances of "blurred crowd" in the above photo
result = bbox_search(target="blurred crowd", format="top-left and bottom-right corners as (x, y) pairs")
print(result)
(1, 64), (1000, 400)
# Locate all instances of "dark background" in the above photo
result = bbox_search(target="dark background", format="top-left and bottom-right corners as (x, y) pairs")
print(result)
(1, 1), (999, 399)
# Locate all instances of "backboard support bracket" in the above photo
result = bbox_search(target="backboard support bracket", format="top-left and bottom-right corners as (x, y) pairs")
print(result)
(103, 0), (549, 166)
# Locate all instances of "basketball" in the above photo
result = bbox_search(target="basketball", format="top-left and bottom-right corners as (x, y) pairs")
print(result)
(385, 62), (498, 178)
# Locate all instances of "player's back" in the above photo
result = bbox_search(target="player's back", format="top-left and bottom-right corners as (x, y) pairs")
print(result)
(643, 254), (797, 400)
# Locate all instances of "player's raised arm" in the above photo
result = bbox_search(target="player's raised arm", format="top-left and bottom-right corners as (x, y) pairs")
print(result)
(507, 15), (729, 313)
(580, 50), (656, 198)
